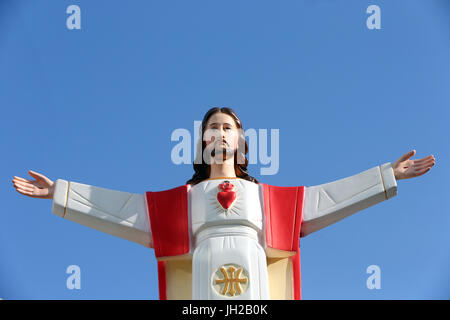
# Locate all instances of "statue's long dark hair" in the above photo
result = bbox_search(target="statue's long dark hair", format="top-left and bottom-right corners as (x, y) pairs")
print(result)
(186, 107), (259, 185)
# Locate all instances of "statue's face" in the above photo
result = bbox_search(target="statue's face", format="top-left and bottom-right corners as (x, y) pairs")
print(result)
(203, 112), (240, 162)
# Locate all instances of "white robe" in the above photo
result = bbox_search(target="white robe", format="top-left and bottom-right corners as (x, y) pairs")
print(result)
(51, 163), (397, 299)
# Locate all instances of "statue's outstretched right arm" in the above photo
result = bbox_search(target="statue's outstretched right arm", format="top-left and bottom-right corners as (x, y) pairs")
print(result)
(12, 170), (152, 248)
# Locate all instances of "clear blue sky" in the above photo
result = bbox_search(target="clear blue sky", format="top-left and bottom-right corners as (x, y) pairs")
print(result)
(1, 0), (449, 299)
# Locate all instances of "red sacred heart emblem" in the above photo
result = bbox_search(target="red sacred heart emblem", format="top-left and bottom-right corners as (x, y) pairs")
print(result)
(217, 181), (237, 210)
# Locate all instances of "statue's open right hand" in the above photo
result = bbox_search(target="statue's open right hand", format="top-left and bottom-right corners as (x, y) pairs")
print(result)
(12, 170), (55, 199)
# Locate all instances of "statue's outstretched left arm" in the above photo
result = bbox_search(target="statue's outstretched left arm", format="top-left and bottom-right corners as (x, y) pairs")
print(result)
(300, 150), (435, 237)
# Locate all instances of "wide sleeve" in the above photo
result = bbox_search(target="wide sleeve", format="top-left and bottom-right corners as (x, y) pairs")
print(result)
(300, 162), (397, 237)
(51, 179), (152, 248)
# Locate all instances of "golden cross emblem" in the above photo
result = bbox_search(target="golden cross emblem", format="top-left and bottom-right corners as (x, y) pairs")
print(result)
(214, 265), (249, 297)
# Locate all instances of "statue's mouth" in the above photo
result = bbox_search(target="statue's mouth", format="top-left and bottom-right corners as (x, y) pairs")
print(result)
(215, 140), (228, 146)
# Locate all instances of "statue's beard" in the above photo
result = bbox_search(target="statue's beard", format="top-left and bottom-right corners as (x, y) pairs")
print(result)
(212, 146), (234, 158)
(205, 142), (235, 164)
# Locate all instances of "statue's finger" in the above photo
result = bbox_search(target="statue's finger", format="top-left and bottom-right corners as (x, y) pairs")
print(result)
(398, 150), (416, 162)
(13, 180), (34, 189)
(413, 157), (427, 164)
(415, 162), (435, 171)
(13, 180), (30, 188)
(414, 158), (435, 167)
(28, 170), (43, 178)
(15, 185), (31, 192)
(13, 176), (32, 183)
(415, 155), (434, 163)
(28, 170), (53, 185)
(416, 157), (435, 164)
(14, 182), (34, 192)
(13, 178), (31, 184)
(415, 165), (431, 173)
(28, 170), (50, 181)
(16, 187), (33, 196)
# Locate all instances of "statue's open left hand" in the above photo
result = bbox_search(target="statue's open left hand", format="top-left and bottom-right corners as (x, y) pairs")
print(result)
(11, 170), (55, 199)
(392, 150), (435, 180)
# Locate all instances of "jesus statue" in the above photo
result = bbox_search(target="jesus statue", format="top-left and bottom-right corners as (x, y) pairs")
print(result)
(11, 107), (435, 300)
